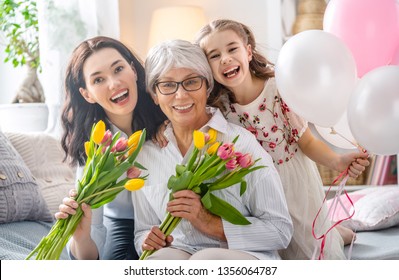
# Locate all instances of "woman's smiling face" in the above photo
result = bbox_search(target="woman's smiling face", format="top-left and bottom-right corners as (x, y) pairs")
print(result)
(79, 47), (138, 125)
(153, 67), (209, 130)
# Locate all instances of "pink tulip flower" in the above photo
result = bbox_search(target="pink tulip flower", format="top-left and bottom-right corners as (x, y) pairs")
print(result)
(217, 143), (234, 160)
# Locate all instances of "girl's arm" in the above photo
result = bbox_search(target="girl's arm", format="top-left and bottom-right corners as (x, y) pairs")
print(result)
(298, 127), (369, 178)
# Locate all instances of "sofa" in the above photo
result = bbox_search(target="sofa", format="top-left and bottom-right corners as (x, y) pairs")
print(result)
(1, 130), (398, 260)
(0, 130), (75, 260)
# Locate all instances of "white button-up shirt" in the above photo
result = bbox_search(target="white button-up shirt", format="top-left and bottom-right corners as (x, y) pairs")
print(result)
(132, 108), (293, 260)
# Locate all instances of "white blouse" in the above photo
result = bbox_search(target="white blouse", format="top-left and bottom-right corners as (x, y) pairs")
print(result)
(132, 108), (293, 260)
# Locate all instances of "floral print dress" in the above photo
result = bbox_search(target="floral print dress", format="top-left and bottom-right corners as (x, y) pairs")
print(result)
(225, 78), (345, 260)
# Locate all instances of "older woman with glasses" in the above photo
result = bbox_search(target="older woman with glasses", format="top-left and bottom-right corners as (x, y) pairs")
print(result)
(131, 39), (293, 260)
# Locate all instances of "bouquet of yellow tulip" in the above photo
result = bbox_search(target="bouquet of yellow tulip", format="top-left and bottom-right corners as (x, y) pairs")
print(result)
(26, 120), (147, 260)
(139, 129), (265, 260)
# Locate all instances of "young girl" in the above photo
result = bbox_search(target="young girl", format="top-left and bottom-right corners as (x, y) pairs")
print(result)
(193, 19), (370, 260)
(59, 36), (167, 259)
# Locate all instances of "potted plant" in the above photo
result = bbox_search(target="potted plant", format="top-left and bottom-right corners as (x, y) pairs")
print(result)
(0, 0), (48, 132)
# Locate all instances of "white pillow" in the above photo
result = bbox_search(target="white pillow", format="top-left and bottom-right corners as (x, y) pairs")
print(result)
(328, 187), (399, 231)
(5, 132), (76, 215)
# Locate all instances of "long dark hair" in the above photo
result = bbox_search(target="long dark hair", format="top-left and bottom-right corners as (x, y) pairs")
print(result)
(195, 19), (275, 111)
(61, 36), (167, 166)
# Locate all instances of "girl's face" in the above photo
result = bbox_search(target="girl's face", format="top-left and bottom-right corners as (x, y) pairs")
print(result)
(79, 48), (138, 125)
(201, 29), (252, 89)
(152, 67), (209, 131)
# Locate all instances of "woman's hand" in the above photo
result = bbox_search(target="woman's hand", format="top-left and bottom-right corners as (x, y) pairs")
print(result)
(167, 190), (226, 241)
(152, 120), (170, 148)
(142, 226), (173, 251)
(337, 151), (370, 178)
(54, 189), (92, 242)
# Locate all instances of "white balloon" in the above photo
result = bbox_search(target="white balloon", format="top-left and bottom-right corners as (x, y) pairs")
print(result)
(275, 30), (357, 127)
(348, 66), (399, 155)
(315, 112), (357, 150)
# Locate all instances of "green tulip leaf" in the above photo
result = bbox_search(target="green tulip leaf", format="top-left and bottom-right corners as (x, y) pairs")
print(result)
(206, 193), (251, 225)
(168, 170), (193, 192)
(201, 190), (212, 209)
(240, 180), (247, 196)
(133, 161), (147, 170)
(175, 164), (186, 175)
(102, 153), (115, 171)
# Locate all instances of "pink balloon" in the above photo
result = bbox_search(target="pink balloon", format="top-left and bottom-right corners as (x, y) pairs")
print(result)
(391, 45), (399, 65)
(390, 3), (399, 65)
(324, 0), (399, 77)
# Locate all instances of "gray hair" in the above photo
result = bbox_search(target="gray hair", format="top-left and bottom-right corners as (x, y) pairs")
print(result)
(145, 39), (214, 96)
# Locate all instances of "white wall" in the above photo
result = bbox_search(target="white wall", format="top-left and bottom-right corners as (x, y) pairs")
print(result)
(0, 51), (25, 104)
(1, 0), (294, 105)
(123, 0), (288, 63)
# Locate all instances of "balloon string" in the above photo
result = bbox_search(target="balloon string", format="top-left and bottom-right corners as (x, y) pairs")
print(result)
(312, 168), (355, 260)
(330, 127), (359, 148)
(329, 127), (368, 154)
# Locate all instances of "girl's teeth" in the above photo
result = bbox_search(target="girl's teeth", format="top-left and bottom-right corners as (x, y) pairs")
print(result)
(223, 67), (239, 78)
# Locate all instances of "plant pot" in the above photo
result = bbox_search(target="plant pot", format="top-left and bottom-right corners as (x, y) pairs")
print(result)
(0, 103), (49, 132)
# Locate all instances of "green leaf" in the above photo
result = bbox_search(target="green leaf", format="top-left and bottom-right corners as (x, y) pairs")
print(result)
(186, 148), (199, 171)
(190, 162), (226, 187)
(96, 161), (131, 187)
(90, 193), (118, 209)
(193, 153), (219, 177)
(101, 153), (115, 171)
(191, 186), (201, 194)
(206, 193), (251, 225)
(209, 165), (266, 192)
(201, 190), (212, 209)
(175, 164), (186, 175)
(167, 171), (193, 193)
(240, 180), (247, 196)
(133, 161), (147, 170)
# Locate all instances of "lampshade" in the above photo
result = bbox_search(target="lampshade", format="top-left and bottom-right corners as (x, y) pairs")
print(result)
(148, 6), (207, 50)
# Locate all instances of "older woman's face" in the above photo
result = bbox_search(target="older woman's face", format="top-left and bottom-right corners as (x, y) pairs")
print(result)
(153, 67), (209, 130)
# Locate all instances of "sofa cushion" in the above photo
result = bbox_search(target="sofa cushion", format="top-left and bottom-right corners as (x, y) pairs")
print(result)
(328, 187), (399, 231)
(0, 131), (53, 223)
(5, 132), (76, 216)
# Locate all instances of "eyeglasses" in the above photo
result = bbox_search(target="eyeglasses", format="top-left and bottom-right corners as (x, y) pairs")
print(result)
(155, 76), (206, 95)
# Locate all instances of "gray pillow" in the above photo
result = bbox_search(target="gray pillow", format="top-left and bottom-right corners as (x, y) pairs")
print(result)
(0, 131), (53, 223)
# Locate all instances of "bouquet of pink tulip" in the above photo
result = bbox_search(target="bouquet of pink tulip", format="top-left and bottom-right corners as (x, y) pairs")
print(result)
(139, 129), (265, 260)
(26, 120), (147, 260)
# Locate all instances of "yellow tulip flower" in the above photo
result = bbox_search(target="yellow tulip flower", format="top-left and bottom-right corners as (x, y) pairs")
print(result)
(207, 141), (220, 155)
(84, 141), (91, 157)
(207, 128), (217, 144)
(124, 178), (145, 191)
(193, 130), (205, 150)
(128, 130), (142, 155)
(92, 120), (106, 145)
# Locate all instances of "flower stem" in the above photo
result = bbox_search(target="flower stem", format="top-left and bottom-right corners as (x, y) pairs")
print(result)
(139, 213), (182, 260)
(26, 208), (84, 260)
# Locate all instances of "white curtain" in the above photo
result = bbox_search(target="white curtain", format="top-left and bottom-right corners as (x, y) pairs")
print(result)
(38, 0), (120, 138)
(281, 0), (298, 42)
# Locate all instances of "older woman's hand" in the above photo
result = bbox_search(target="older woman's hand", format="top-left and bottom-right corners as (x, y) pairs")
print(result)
(167, 190), (226, 241)
(142, 226), (173, 251)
